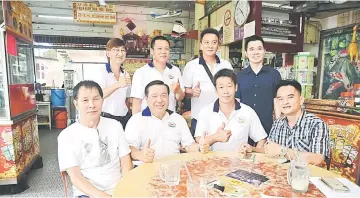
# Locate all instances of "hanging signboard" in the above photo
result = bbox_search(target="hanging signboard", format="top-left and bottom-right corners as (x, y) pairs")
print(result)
(2, 1), (33, 42)
(72, 2), (116, 24)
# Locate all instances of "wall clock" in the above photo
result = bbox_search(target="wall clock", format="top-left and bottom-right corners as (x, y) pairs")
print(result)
(235, 0), (250, 26)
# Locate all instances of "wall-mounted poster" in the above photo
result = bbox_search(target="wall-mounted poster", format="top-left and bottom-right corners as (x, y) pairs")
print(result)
(205, 0), (230, 15)
(163, 34), (185, 54)
(320, 24), (360, 99)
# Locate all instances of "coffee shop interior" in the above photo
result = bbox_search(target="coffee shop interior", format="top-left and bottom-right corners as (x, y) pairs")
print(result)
(1, 0), (360, 197)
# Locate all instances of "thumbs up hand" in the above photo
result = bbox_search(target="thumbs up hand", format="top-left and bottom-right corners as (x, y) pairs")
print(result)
(193, 81), (201, 98)
(142, 139), (155, 163)
(125, 71), (131, 86)
(215, 123), (232, 143)
(117, 74), (127, 88)
(198, 132), (210, 154)
(171, 78), (181, 94)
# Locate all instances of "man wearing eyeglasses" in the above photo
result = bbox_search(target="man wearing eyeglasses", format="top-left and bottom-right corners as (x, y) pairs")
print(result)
(57, 81), (132, 198)
(90, 38), (131, 129)
(125, 80), (209, 165)
(131, 36), (185, 114)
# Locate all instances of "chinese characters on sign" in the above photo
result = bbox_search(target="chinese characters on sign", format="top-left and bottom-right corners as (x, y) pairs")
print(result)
(72, 2), (116, 24)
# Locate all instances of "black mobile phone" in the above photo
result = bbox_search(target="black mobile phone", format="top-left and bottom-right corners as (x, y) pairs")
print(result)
(213, 184), (225, 192)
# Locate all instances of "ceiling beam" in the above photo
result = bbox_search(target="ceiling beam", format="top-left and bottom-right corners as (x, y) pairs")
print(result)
(33, 29), (112, 38)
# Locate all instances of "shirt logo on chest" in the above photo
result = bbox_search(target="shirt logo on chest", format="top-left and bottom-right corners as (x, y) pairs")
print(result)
(168, 74), (174, 79)
(237, 116), (246, 124)
(168, 122), (176, 128)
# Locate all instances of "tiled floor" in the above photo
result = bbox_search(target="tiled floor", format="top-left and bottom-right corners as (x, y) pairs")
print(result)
(1, 127), (72, 197)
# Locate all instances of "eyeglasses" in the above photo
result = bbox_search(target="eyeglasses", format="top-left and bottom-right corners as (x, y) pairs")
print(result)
(111, 48), (126, 53)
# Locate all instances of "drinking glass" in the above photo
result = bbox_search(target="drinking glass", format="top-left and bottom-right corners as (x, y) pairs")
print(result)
(287, 160), (310, 193)
(159, 161), (180, 186)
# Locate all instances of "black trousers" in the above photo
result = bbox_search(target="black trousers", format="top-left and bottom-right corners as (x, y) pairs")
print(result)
(100, 112), (131, 130)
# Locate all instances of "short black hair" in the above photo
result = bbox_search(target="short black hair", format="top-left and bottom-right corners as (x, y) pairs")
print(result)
(144, 80), (170, 97)
(214, 69), (237, 87)
(245, 35), (265, 51)
(276, 80), (302, 95)
(200, 28), (219, 42)
(150, 36), (170, 49)
(73, 80), (103, 100)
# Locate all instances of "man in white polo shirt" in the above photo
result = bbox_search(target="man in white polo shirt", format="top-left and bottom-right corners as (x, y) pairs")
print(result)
(58, 81), (132, 197)
(90, 38), (131, 129)
(183, 28), (233, 135)
(194, 69), (267, 152)
(131, 36), (185, 114)
(125, 80), (209, 164)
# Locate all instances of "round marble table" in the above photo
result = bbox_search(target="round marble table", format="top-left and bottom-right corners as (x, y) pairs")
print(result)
(113, 152), (339, 197)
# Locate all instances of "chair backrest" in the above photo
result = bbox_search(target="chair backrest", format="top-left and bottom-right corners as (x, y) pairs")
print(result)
(61, 171), (69, 198)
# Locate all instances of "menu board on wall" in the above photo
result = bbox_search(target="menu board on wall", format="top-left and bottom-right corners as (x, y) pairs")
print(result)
(2, 1), (33, 42)
(72, 2), (116, 24)
(205, 0), (230, 15)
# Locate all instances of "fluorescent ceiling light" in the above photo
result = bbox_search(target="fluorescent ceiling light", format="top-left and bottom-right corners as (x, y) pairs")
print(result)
(37, 15), (73, 20)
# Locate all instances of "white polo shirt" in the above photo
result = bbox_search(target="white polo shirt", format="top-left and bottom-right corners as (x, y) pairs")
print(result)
(91, 64), (130, 116)
(183, 56), (233, 120)
(125, 107), (195, 162)
(195, 99), (267, 152)
(58, 117), (131, 196)
(130, 62), (185, 112)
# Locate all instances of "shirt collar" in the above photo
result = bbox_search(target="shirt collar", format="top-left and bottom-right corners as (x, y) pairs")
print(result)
(199, 55), (221, 65)
(213, 99), (241, 112)
(284, 110), (306, 128)
(148, 60), (173, 69)
(245, 65), (269, 74)
(141, 107), (174, 117)
(106, 62), (124, 73)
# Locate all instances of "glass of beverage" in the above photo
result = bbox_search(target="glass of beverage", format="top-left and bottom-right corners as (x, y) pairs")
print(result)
(159, 161), (180, 186)
(287, 160), (310, 193)
(187, 178), (209, 197)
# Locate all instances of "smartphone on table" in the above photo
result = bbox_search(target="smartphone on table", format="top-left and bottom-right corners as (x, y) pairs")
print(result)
(320, 177), (350, 192)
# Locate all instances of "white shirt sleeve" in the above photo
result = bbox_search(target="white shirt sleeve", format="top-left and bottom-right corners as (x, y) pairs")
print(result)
(117, 122), (131, 158)
(124, 115), (142, 149)
(179, 117), (195, 147)
(176, 68), (185, 92)
(183, 63), (193, 88)
(248, 108), (268, 143)
(126, 86), (131, 98)
(57, 131), (79, 171)
(194, 107), (209, 138)
(130, 69), (144, 99)
(224, 60), (234, 71)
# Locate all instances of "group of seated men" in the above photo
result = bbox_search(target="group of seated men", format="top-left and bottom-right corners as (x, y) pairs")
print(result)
(58, 69), (329, 197)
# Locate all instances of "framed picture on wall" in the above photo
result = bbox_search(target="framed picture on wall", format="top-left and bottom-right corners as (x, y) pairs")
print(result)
(163, 34), (185, 54)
